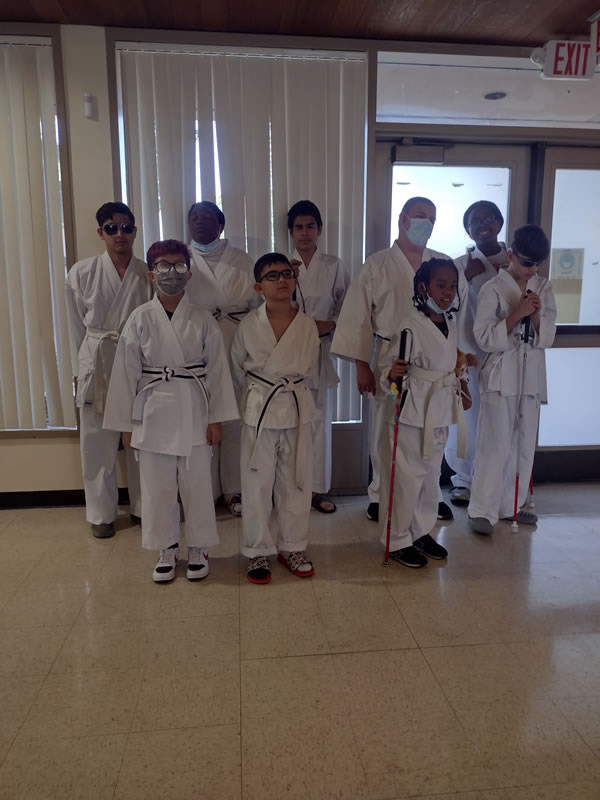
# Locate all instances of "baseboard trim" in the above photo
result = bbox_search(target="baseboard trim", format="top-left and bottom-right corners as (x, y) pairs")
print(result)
(0, 488), (131, 510)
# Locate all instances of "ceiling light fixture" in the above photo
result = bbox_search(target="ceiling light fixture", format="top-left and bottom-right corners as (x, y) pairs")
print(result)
(484, 91), (507, 100)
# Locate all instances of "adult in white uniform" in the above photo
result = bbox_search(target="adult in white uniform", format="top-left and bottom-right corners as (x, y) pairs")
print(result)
(378, 259), (467, 568)
(185, 200), (256, 516)
(288, 200), (349, 513)
(230, 254), (320, 585)
(103, 240), (239, 582)
(331, 197), (457, 523)
(447, 201), (509, 505)
(468, 225), (556, 535)
(66, 202), (152, 538)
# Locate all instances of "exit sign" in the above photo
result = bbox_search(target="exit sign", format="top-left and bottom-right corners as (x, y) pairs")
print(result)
(543, 40), (595, 79)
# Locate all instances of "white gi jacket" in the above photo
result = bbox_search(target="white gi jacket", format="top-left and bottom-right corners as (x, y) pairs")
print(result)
(474, 270), (556, 401)
(291, 247), (349, 397)
(186, 240), (257, 350)
(103, 294), (239, 456)
(230, 304), (320, 431)
(66, 253), (152, 411)
(331, 242), (459, 394)
(378, 307), (465, 458)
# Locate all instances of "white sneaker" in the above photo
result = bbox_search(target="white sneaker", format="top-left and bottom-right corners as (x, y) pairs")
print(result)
(152, 546), (178, 583)
(187, 547), (210, 581)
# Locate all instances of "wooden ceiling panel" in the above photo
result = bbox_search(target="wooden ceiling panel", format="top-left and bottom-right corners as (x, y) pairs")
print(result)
(1, 0), (599, 46)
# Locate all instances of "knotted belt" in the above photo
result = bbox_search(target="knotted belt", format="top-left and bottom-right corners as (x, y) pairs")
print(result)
(87, 327), (120, 414)
(212, 307), (250, 324)
(407, 364), (467, 460)
(132, 363), (208, 424)
(245, 371), (308, 490)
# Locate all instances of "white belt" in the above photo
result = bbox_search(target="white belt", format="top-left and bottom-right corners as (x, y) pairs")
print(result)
(132, 364), (208, 424)
(87, 327), (120, 414)
(245, 371), (308, 490)
(407, 364), (466, 460)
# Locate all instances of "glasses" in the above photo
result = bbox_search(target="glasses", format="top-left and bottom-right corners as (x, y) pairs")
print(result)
(468, 213), (497, 228)
(515, 252), (544, 268)
(102, 222), (135, 236)
(153, 261), (189, 274)
(259, 269), (295, 282)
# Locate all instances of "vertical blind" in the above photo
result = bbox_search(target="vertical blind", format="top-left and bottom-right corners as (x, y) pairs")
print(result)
(117, 44), (366, 421)
(0, 41), (74, 430)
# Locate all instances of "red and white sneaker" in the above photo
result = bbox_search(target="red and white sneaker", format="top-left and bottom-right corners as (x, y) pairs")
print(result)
(187, 548), (210, 581)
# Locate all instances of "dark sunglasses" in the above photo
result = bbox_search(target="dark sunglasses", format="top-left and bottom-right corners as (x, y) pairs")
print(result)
(102, 222), (135, 236)
(515, 252), (544, 268)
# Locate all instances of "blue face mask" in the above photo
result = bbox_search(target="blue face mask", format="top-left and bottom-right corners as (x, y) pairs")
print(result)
(406, 218), (434, 247)
(426, 296), (448, 316)
(191, 237), (222, 254)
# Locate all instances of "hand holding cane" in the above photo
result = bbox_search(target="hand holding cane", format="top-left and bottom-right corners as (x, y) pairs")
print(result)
(384, 329), (412, 565)
(512, 309), (531, 532)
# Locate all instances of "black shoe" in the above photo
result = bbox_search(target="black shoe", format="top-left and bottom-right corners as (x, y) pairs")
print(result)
(413, 534), (448, 560)
(91, 522), (115, 539)
(130, 514), (141, 526)
(366, 502), (379, 522)
(389, 546), (428, 568)
(437, 501), (454, 521)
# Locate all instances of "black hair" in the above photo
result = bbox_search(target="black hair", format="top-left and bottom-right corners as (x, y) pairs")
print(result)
(188, 200), (225, 227)
(254, 252), (293, 282)
(463, 201), (504, 234)
(287, 200), (323, 232)
(413, 258), (460, 318)
(96, 202), (135, 227)
(511, 224), (550, 263)
(401, 196), (435, 216)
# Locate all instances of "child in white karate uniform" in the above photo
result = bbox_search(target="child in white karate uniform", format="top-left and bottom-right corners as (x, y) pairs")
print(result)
(379, 259), (467, 568)
(468, 225), (556, 535)
(230, 253), (320, 584)
(103, 240), (239, 583)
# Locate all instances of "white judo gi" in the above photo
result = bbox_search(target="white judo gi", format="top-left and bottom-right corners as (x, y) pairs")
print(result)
(446, 245), (508, 491)
(186, 239), (256, 501)
(230, 304), (320, 558)
(331, 242), (456, 502)
(291, 247), (349, 494)
(468, 270), (556, 525)
(377, 308), (465, 552)
(66, 252), (152, 525)
(103, 294), (239, 551)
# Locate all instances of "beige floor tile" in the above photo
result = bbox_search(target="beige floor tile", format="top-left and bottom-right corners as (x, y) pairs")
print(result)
(495, 781), (600, 799)
(507, 634), (600, 698)
(0, 674), (46, 764)
(20, 669), (141, 739)
(0, 625), (71, 676)
(402, 793), (501, 800)
(0, 509), (22, 533)
(240, 579), (330, 659)
(114, 725), (241, 799)
(453, 697), (600, 787)
(242, 711), (369, 800)
(0, 583), (91, 629)
(555, 694), (600, 754)
(351, 706), (499, 798)
(0, 576), (22, 612)
(0, 732), (127, 799)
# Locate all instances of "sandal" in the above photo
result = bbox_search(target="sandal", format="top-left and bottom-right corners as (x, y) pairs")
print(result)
(311, 494), (336, 514)
(277, 551), (315, 578)
(248, 555), (271, 584)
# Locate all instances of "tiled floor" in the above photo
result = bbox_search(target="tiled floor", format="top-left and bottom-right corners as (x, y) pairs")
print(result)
(1, 483), (600, 799)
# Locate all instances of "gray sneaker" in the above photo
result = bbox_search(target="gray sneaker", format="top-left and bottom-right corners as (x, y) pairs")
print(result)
(468, 516), (494, 535)
(91, 522), (115, 538)
(501, 510), (538, 525)
(450, 486), (470, 505)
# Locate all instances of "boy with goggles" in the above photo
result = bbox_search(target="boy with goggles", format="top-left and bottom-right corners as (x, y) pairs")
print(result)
(103, 239), (239, 583)
(66, 202), (152, 538)
(230, 253), (319, 584)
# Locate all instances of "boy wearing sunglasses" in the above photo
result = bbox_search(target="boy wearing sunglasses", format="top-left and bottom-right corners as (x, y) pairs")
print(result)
(467, 225), (556, 535)
(103, 240), (239, 582)
(230, 254), (319, 584)
(66, 202), (152, 538)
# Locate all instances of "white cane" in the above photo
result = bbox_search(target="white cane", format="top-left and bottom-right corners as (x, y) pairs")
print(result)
(511, 311), (531, 532)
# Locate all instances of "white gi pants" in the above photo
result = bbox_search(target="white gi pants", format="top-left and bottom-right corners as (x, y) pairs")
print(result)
(210, 419), (242, 500)
(468, 392), (540, 526)
(445, 364), (481, 490)
(138, 446), (219, 551)
(240, 423), (312, 558)
(380, 422), (447, 552)
(80, 405), (141, 525)
(310, 387), (333, 494)
(368, 397), (386, 502)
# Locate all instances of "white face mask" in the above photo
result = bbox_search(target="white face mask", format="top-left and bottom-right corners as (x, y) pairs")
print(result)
(191, 237), (222, 254)
(406, 218), (434, 247)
